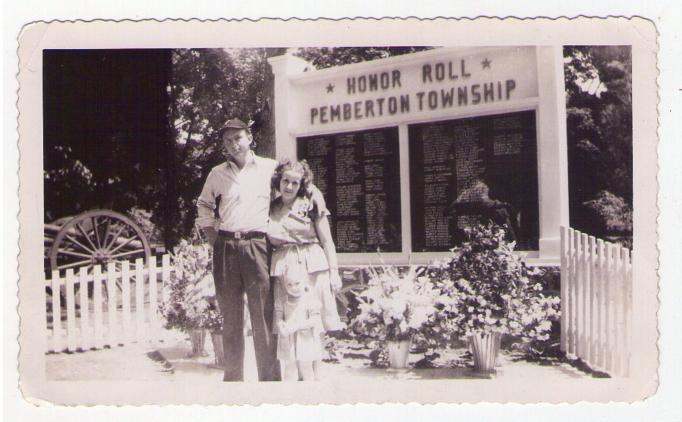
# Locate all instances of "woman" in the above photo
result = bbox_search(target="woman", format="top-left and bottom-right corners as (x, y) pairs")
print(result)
(267, 158), (344, 381)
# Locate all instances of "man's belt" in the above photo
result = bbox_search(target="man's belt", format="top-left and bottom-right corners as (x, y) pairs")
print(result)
(218, 230), (267, 240)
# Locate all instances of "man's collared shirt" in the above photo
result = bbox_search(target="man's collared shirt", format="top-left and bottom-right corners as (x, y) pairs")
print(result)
(196, 151), (277, 233)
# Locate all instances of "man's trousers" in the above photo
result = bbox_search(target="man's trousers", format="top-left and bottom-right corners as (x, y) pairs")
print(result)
(213, 235), (281, 381)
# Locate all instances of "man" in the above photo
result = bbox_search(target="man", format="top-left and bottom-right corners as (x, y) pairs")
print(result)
(196, 118), (280, 381)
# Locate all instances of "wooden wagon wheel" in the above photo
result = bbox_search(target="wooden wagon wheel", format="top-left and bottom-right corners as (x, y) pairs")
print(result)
(49, 209), (152, 276)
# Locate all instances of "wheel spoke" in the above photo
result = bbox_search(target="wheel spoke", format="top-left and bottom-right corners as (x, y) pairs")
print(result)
(100, 217), (112, 250)
(58, 259), (92, 271)
(104, 223), (126, 250)
(58, 249), (94, 259)
(114, 261), (123, 273)
(76, 222), (98, 251)
(110, 249), (145, 260)
(108, 235), (137, 255)
(113, 262), (124, 294)
(64, 233), (96, 254)
(92, 216), (102, 248)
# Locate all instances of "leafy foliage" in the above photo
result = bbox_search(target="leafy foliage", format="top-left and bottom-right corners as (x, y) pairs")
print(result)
(564, 46), (632, 240)
(159, 239), (222, 332)
(293, 47), (432, 69)
(583, 190), (633, 234)
(368, 343), (389, 368)
(127, 207), (163, 244)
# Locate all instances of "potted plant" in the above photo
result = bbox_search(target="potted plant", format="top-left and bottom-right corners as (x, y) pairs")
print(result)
(349, 265), (439, 369)
(427, 223), (560, 373)
(159, 239), (214, 357)
(200, 298), (224, 367)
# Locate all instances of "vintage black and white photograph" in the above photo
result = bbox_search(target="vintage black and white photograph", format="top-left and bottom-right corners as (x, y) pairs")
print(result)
(16, 18), (658, 405)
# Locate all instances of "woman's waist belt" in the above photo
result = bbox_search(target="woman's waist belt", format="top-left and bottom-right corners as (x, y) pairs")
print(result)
(274, 241), (319, 250)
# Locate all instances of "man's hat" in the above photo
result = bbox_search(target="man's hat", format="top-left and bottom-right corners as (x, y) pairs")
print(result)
(218, 118), (250, 137)
(224, 118), (249, 129)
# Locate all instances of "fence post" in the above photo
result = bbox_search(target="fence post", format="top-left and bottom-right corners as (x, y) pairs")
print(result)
(160, 254), (172, 343)
(575, 231), (584, 359)
(583, 233), (593, 363)
(121, 260), (132, 345)
(604, 243), (615, 373)
(65, 269), (77, 352)
(610, 243), (617, 374)
(93, 264), (104, 349)
(622, 247), (632, 377)
(50, 270), (62, 353)
(135, 258), (145, 343)
(106, 262), (118, 347)
(78, 267), (90, 351)
(613, 244), (624, 376)
(596, 239), (606, 370)
(567, 228), (578, 356)
(148, 256), (159, 344)
(588, 236), (598, 367)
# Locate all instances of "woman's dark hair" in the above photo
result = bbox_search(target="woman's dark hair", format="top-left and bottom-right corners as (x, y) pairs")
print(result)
(271, 158), (314, 198)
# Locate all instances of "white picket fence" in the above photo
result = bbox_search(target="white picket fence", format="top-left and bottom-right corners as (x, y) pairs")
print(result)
(560, 226), (633, 377)
(45, 254), (174, 353)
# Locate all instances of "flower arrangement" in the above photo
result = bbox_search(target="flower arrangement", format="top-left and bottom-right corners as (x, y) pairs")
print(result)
(349, 265), (440, 343)
(426, 223), (560, 351)
(200, 299), (223, 333)
(159, 239), (223, 332)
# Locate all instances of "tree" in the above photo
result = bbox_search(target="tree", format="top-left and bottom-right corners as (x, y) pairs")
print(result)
(294, 47), (431, 69)
(564, 46), (632, 239)
(161, 48), (285, 246)
(43, 49), (172, 224)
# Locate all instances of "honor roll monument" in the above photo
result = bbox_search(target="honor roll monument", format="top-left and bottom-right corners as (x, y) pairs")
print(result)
(269, 47), (568, 265)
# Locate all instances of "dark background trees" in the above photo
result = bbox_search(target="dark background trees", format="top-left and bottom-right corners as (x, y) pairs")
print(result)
(43, 46), (633, 249)
(564, 46), (632, 242)
(43, 49), (171, 227)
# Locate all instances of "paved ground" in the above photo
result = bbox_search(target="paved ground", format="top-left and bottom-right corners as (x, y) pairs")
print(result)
(46, 342), (173, 381)
(46, 331), (589, 383)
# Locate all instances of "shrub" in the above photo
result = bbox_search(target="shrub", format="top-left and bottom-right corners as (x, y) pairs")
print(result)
(583, 190), (633, 234)
(425, 223), (561, 356)
(159, 239), (222, 332)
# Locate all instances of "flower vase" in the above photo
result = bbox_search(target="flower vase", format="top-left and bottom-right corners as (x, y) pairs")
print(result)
(468, 331), (502, 373)
(188, 328), (207, 357)
(387, 339), (412, 369)
(210, 332), (225, 367)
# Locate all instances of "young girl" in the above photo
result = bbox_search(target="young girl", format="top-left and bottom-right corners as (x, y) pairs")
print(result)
(275, 267), (324, 381)
(267, 159), (344, 381)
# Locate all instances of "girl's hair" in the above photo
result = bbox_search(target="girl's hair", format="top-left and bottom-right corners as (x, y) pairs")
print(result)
(271, 158), (314, 198)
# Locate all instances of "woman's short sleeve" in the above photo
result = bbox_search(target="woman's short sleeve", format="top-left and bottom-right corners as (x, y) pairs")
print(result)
(308, 185), (330, 221)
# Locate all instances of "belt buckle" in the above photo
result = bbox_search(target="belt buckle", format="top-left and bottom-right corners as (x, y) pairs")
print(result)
(234, 231), (241, 239)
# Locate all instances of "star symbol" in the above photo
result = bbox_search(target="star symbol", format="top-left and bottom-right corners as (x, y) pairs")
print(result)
(326, 83), (335, 93)
(481, 58), (492, 69)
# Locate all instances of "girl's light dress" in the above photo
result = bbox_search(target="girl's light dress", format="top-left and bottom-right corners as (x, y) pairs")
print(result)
(268, 187), (344, 361)
(276, 291), (324, 362)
